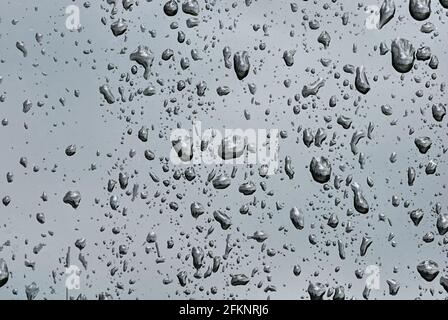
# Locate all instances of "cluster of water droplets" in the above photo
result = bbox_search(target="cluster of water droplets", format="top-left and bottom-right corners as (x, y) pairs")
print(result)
(0, 0), (447, 300)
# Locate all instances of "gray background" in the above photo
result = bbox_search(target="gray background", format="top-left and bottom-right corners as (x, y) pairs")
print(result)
(0, 0), (447, 299)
